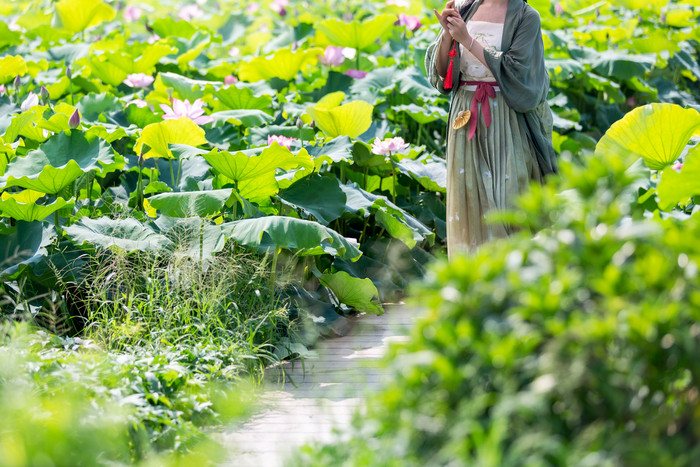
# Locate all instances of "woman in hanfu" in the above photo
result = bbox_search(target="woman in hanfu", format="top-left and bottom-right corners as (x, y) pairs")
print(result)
(426, 0), (557, 258)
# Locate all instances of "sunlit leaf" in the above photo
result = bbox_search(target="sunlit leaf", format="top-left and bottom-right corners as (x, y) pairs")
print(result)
(135, 118), (208, 160)
(307, 96), (373, 139)
(0, 55), (27, 83)
(0, 190), (73, 222)
(316, 14), (395, 51)
(53, 0), (116, 34)
(657, 145), (700, 210)
(595, 103), (700, 170)
(320, 270), (383, 315)
(238, 47), (322, 82)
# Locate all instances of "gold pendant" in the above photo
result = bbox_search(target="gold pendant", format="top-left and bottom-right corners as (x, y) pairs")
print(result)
(452, 110), (471, 130)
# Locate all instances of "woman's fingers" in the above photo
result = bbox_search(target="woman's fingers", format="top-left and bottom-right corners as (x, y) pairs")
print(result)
(446, 0), (455, 8)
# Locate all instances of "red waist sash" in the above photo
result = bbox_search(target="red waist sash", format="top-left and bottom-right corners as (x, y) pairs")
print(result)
(459, 80), (497, 141)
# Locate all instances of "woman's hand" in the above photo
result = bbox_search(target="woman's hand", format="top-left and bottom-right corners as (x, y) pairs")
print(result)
(433, 1), (457, 41)
(445, 13), (471, 48)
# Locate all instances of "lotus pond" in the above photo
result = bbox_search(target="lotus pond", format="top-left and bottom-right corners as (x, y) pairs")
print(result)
(1, 0), (700, 464)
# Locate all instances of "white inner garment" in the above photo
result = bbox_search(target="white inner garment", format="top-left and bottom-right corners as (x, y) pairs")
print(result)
(459, 20), (504, 82)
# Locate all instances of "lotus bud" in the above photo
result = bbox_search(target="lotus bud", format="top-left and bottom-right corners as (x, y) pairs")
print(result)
(66, 65), (72, 79)
(40, 85), (50, 104)
(68, 109), (80, 129)
(309, 120), (315, 129)
(13, 75), (21, 90)
(296, 117), (303, 129)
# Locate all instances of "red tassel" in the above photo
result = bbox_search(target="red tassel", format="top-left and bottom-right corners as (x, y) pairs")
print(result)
(444, 41), (457, 90)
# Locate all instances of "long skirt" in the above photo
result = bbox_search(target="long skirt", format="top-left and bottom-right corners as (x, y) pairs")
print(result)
(446, 84), (541, 259)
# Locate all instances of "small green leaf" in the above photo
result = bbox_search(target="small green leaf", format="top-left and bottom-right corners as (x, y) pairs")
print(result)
(147, 189), (233, 217)
(320, 270), (384, 315)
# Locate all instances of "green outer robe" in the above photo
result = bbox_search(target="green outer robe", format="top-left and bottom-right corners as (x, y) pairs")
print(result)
(425, 0), (558, 176)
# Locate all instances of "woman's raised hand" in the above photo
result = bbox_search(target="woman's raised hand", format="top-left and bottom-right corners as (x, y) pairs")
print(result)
(433, 1), (457, 40)
(445, 11), (470, 47)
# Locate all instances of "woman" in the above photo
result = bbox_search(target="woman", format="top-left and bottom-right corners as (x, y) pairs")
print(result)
(426, 0), (557, 258)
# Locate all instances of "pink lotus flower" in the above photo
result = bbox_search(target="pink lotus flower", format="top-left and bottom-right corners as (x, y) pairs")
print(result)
(626, 96), (637, 108)
(268, 134), (297, 149)
(228, 46), (240, 57)
(20, 92), (39, 112)
(179, 4), (204, 21)
(554, 3), (564, 15)
(123, 73), (154, 88)
(247, 2), (260, 14)
(124, 5), (142, 22)
(224, 75), (238, 85)
(271, 0), (288, 15)
(0, 84), (5, 94)
(371, 136), (409, 156)
(147, 34), (160, 44)
(345, 69), (367, 79)
(672, 162), (683, 172)
(160, 98), (214, 125)
(318, 46), (345, 67)
(396, 13), (421, 31)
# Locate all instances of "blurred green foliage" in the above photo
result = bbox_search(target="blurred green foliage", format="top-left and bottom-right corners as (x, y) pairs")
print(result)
(291, 115), (700, 466)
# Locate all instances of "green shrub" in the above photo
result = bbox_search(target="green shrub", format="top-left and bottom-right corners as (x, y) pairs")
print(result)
(290, 147), (700, 465)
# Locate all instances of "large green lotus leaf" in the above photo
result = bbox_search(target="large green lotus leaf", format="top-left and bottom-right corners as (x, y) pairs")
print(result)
(222, 216), (361, 260)
(657, 145), (700, 210)
(135, 118), (208, 160)
(0, 190), (73, 222)
(0, 55), (28, 83)
(154, 216), (227, 261)
(209, 110), (274, 127)
(134, 43), (177, 74)
(211, 85), (273, 111)
(89, 53), (130, 87)
(307, 136), (353, 166)
(278, 175), (346, 225)
(147, 189), (233, 217)
(617, 0), (669, 12)
(238, 47), (322, 82)
(339, 182), (434, 248)
(204, 144), (313, 203)
(76, 93), (120, 123)
(320, 270), (383, 315)
(596, 104), (700, 170)
(155, 72), (214, 101)
(4, 108), (50, 144)
(0, 22), (22, 50)
(396, 68), (441, 102)
(394, 104), (447, 124)
(349, 67), (397, 104)
(0, 131), (119, 193)
(587, 51), (654, 81)
(177, 31), (212, 67)
(64, 217), (173, 252)
(0, 221), (54, 280)
(307, 100), (373, 139)
(316, 14), (395, 51)
(150, 17), (197, 39)
(395, 158), (447, 193)
(53, 0), (115, 34)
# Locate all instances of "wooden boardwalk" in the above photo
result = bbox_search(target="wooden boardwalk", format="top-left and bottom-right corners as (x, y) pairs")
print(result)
(219, 305), (420, 466)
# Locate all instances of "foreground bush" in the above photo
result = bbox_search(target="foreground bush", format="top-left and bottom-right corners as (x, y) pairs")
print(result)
(291, 131), (700, 465)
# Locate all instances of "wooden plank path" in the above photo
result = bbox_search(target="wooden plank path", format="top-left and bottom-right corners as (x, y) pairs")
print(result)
(219, 305), (421, 466)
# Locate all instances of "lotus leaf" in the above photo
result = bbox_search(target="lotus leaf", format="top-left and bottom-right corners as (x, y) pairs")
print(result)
(307, 98), (373, 139)
(278, 175), (346, 225)
(135, 118), (209, 160)
(147, 189), (233, 218)
(596, 103), (700, 170)
(64, 217), (173, 252)
(0, 55), (28, 83)
(0, 221), (54, 280)
(0, 131), (118, 193)
(657, 145), (700, 210)
(238, 47), (322, 82)
(0, 190), (73, 222)
(319, 271), (383, 315)
(204, 144), (312, 203)
(53, 0), (116, 34)
(315, 14), (395, 51)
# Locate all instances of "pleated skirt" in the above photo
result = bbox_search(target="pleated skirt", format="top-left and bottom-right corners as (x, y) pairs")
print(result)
(446, 84), (541, 259)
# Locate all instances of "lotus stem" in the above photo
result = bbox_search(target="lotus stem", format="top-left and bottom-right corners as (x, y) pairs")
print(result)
(176, 159), (183, 189)
(169, 159), (175, 188)
(270, 246), (280, 291)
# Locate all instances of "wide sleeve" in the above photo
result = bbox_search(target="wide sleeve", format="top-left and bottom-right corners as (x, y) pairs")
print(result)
(483, 8), (548, 113)
(425, 30), (452, 96)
